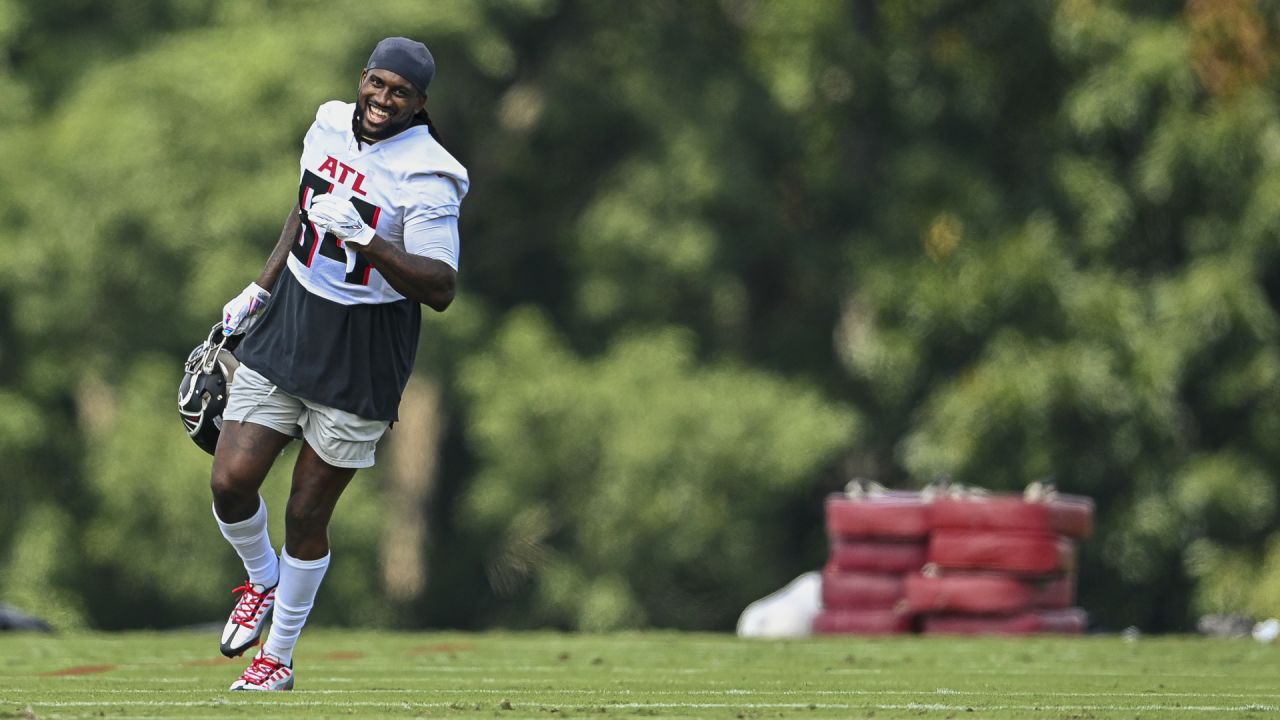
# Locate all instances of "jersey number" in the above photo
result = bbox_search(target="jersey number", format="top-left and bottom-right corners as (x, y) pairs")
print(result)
(292, 170), (382, 285)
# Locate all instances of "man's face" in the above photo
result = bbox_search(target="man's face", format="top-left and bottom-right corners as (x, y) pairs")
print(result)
(357, 68), (425, 139)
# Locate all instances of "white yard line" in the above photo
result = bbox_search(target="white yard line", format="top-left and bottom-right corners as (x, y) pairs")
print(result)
(3, 699), (1279, 713)
(29, 663), (1280, 680)
(11, 687), (1280, 700)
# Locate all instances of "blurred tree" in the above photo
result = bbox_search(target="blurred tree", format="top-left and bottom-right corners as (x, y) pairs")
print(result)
(831, 0), (1280, 629)
(459, 309), (856, 629)
(4, 0), (1280, 633)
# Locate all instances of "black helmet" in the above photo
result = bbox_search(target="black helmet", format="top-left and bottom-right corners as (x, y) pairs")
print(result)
(178, 324), (242, 455)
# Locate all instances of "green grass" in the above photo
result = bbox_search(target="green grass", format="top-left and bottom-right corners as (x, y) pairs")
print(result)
(1, 630), (1278, 719)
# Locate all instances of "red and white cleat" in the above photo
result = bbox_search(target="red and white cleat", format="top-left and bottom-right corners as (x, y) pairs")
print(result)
(220, 581), (276, 658)
(229, 649), (294, 691)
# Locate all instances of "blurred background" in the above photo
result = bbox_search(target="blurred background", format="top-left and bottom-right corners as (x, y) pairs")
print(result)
(2, 0), (1280, 635)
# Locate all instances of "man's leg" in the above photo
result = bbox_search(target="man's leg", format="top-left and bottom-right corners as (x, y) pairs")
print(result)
(230, 401), (385, 691)
(259, 442), (357, 667)
(210, 420), (294, 657)
(211, 419), (295, 523)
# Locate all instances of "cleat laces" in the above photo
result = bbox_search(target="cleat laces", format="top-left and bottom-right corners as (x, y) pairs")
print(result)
(239, 653), (287, 686)
(229, 582), (271, 628)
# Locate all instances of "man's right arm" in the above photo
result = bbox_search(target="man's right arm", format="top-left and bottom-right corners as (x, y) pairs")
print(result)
(222, 204), (300, 336)
(255, 203), (302, 291)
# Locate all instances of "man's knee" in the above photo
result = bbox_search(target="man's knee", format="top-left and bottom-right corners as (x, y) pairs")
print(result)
(210, 463), (257, 505)
(210, 461), (265, 522)
(283, 492), (334, 538)
(211, 443), (267, 495)
(210, 422), (290, 520)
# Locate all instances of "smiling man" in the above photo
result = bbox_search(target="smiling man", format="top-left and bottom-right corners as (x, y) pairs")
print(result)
(207, 37), (468, 691)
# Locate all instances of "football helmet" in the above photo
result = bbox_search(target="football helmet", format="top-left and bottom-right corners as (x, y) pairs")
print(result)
(178, 323), (242, 455)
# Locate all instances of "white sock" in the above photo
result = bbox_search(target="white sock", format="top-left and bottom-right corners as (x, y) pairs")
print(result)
(214, 497), (279, 587)
(263, 549), (330, 665)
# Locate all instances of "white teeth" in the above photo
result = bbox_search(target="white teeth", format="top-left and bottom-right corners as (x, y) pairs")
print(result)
(367, 105), (389, 121)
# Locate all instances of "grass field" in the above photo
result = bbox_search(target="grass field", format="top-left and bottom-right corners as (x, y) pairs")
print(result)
(2, 630), (1279, 719)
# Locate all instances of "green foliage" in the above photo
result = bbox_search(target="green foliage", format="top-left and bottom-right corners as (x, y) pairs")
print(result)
(79, 356), (252, 628)
(0, 503), (86, 629)
(831, 0), (1280, 629)
(460, 310), (857, 629)
(3, 0), (1280, 633)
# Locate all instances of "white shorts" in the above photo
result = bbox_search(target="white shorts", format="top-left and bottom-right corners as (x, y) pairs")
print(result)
(224, 364), (389, 469)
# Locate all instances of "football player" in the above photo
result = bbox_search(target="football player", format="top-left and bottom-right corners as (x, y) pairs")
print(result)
(210, 36), (467, 691)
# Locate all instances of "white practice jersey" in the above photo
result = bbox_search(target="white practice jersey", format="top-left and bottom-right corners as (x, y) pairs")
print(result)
(286, 101), (470, 305)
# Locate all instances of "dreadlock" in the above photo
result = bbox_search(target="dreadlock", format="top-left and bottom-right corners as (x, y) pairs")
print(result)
(414, 108), (442, 143)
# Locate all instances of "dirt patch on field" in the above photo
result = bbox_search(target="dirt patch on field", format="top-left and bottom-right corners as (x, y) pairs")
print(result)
(42, 664), (117, 676)
(314, 651), (366, 661)
(182, 657), (236, 667)
(407, 642), (474, 655)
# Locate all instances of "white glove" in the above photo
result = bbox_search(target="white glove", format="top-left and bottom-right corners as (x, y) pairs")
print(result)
(222, 282), (271, 336)
(309, 194), (375, 272)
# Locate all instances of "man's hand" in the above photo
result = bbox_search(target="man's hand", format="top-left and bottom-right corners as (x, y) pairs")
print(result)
(309, 194), (376, 271)
(222, 282), (272, 336)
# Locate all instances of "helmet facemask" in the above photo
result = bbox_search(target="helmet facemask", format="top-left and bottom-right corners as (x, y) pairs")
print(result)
(178, 324), (241, 455)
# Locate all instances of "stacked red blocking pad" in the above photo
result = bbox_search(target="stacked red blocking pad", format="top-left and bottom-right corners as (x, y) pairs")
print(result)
(813, 492), (928, 635)
(908, 493), (1093, 635)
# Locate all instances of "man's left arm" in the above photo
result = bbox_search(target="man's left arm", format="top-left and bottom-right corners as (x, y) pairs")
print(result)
(307, 194), (459, 312)
(358, 238), (456, 312)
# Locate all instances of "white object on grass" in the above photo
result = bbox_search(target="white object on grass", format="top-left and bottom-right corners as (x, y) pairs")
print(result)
(736, 571), (821, 639)
(1253, 618), (1279, 643)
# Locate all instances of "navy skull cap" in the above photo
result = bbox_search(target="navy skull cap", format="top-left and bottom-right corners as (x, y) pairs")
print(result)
(365, 37), (435, 93)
